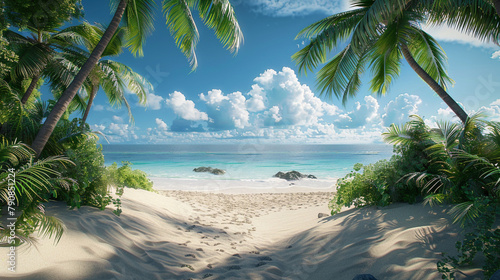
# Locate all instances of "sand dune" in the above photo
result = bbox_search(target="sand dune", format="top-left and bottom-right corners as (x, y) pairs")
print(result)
(0, 187), (482, 280)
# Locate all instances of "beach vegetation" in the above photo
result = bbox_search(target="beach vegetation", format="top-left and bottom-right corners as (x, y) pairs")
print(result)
(331, 114), (500, 277)
(0, 139), (74, 245)
(107, 161), (154, 192)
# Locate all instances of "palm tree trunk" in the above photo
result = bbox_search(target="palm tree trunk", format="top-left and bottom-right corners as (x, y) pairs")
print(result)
(21, 73), (41, 104)
(400, 43), (468, 124)
(81, 87), (97, 126)
(31, 0), (128, 156)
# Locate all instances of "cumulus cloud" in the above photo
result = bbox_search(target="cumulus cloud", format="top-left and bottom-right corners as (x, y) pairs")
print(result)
(155, 118), (168, 130)
(144, 93), (164, 110)
(382, 93), (422, 127)
(254, 67), (338, 127)
(91, 123), (139, 142)
(244, 0), (349, 17)
(165, 91), (208, 121)
(335, 96), (380, 129)
(246, 84), (267, 112)
(200, 90), (250, 130)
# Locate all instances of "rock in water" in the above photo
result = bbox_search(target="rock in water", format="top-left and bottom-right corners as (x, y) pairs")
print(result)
(193, 167), (226, 175)
(352, 274), (377, 280)
(273, 170), (316, 181)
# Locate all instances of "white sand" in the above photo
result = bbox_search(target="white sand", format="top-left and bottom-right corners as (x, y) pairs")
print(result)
(0, 180), (483, 280)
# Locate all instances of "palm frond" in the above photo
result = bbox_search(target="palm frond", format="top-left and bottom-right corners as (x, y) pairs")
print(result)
(196, 0), (244, 53)
(163, 0), (199, 68)
(406, 27), (454, 90)
(292, 8), (367, 74)
(449, 201), (481, 227)
(119, 0), (156, 56)
(426, 0), (500, 44)
(316, 44), (371, 103)
(349, 0), (408, 54)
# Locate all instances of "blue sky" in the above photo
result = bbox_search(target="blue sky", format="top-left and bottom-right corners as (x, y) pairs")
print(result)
(77, 0), (500, 144)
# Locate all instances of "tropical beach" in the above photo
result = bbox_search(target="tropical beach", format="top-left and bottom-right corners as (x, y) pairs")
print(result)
(1, 0), (500, 279)
(0, 186), (483, 280)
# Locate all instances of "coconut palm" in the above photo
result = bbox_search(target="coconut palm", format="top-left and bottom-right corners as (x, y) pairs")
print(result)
(31, 0), (244, 156)
(292, 0), (468, 124)
(4, 25), (94, 104)
(47, 23), (151, 126)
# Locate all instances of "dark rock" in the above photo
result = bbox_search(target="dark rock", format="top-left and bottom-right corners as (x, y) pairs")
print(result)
(258, 256), (272, 261)
(491, 269), (500, 280)
(352, 274), (377, 280)
(255, 262), (267, 267)
(273, 170), (317, 181)
(318, 213), (329, 218)
(193, 166), (226, 175)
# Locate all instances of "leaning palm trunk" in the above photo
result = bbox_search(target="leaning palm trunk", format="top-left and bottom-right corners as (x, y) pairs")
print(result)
(81, 88), (97, 126)
(21, 73), (41, 104)
(31, 0), (128, 156)
(400, 43), (468, 124)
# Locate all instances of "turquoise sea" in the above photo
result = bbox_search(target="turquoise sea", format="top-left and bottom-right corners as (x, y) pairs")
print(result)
(102, 144), (394, 180)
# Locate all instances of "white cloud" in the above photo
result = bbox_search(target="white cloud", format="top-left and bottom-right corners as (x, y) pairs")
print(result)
(165, 91), (208, 121)
(112, 115), (124, 123)
(246, 84), (267, 112)
(200, 89), (250, 130)
(492, 50), (500, 60)
(155, 118), (168, 130)
(254, 67), (337, 127)
(144, 93), (164, 110)
(423, 23), (497, 49)
(382, 93), (422, 127)
(92, 123), (139, 142)
(93, 105), (104, 111)
(245, 0), (349, 17)
(336, 96), (380, 129)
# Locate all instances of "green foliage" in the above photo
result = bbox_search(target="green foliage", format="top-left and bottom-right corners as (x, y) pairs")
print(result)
(3, 0), (84, 31)
(0, 139), (72, 245)
(332, 114), (500, 277)
(437, 198), (500, 279)
(330, 116), (432, 214)
(107, 161), (153, 192)
(330, 160), (393, 214)
(59, 126), (109, 209)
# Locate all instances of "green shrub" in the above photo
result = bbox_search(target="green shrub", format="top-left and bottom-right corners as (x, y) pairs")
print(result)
(60, 134), (109, 209)
(107, 161), (153, 192)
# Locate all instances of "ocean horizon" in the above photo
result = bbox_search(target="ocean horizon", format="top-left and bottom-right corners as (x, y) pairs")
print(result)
(102, 144), (394, 181)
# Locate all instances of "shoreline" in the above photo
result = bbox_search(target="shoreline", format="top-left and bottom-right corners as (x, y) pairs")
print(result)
(148, 177), (337, 194)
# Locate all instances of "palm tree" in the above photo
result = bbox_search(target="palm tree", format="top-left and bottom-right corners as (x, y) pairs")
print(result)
(4, 25), (92, 104)
(48, 23), (151, 125)
(31, 0), (243, 156)
(2, 0), (83, 104)
(292, 0), (468, 124)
